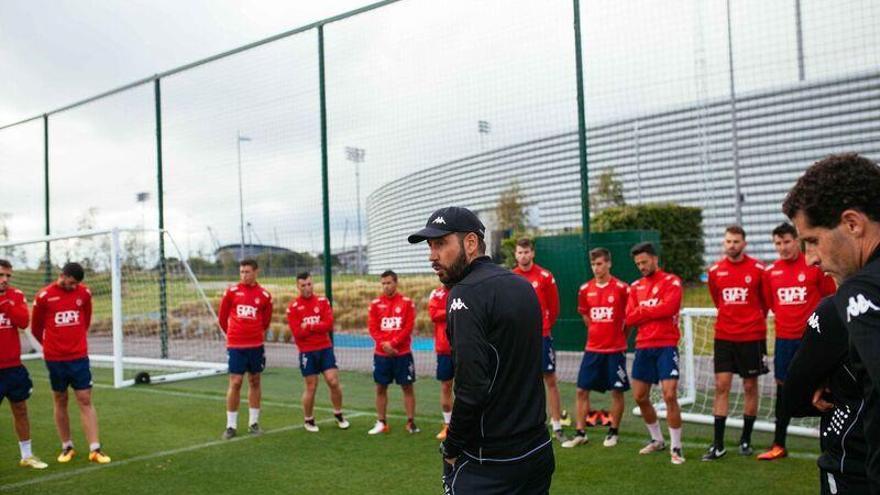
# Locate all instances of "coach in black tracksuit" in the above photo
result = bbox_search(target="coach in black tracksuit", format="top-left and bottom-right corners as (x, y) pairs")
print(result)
(408, 206), (554, 495)
(784, 297), (868, 494)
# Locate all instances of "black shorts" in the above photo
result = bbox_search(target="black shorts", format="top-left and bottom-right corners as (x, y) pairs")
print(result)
(714, 339), (768, 378)
(820, 469), (870, 495)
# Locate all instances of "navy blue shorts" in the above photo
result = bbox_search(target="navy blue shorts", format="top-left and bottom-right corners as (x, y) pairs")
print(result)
(542, 337), (557, 374)
(631, 347), (680, 385)
(774, 338), (801, 382)
(299, 347), (337, 377)
(46, 358), (92, 392)
(0, 366), (33, 404)
(228, 346), (266, 375)
(436, 354), (454, 381)
(577, 351), (630, 392)
(373, 354), (415, 386)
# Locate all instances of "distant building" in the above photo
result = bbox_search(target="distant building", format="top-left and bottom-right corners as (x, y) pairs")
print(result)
(215, 244), (294, 260)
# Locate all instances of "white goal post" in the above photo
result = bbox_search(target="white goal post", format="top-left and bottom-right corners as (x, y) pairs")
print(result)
(5, 228), (227, 388)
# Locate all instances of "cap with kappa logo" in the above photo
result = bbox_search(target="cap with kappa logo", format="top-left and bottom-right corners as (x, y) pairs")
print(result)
(407, 206), (486, 244)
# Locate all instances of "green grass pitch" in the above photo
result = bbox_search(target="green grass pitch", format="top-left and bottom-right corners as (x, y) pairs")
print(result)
(0, 363), (820, 494)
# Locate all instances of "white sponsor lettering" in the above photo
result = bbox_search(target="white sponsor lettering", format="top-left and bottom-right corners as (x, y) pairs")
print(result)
(721, 287), (749, 304)
(590, 307), (614, 322)
(777, 286), (808, 305)
(640, 298), (659, 307)
(380, 317), (403, 330)
(846, 294), (880, 322)
(449, 298), (469, 312)
(54, 310), (81, 327)
(303, 315), (322, 325)
(0, 313), (11, 328)
(236, 305), (259, 319)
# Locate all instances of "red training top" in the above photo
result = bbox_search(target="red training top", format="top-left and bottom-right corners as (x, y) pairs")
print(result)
(32, 283), (92, 362)
(427, 286), (450, 355)
(218, 282), (273, 349)
(708, 255), (767, 342)
(625, 269), (682, 349)
(577, 277), (629, 353)
(762, 253), (837, 339)
(368, 292), (415, 357)
(512, 263), (560, 337)
(286, 294), (334, 353)
(0, 287), (30, 369)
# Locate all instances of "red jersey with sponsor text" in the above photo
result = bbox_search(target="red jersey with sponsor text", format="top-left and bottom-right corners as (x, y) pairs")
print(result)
(577, 277), (629, 353)
(762, 253), (836, 339)
(428, 286), (450, 355)
(218, 283), (273, 349)
(31, 283), (92, 362)
(368, 292), (415, 357)
(625, 269), (682, 349)
(708, 255), (767, 342)
(286, 294), (334, 353)
(512, 263), (560, 337)
(0, 287), (30, 369)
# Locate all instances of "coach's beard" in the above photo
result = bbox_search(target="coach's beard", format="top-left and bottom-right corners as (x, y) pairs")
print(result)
(434, 248), (469, 287)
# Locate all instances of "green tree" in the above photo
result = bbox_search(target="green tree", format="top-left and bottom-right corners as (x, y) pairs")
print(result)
(590, 168), (626, 214)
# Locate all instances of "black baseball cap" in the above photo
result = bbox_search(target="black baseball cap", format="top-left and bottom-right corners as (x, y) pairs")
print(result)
(407, 206), (486, 244)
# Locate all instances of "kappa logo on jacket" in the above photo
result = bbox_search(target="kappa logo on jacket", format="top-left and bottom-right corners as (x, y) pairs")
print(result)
(846, 293), (880, 322)
(807, 312), (820, 332)
(449, 298), (469, 312)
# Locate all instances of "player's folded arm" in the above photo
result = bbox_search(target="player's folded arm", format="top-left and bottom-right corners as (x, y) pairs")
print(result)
(783, 312), (846, 417)
(638, 285), (683, 320)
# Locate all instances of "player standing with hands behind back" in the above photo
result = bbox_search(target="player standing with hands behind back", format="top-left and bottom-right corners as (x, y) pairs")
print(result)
(217, 259), (273, 440)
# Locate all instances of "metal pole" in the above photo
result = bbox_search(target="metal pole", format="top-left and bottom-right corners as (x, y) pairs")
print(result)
(43, 114), (52, 284)
(794, 0), (805, 81)
(318, 26), (333, 304)
(726, 0), (743, 226)
(355, 160), (363, 275)
(110, 228), (125, 388)
(237, 130), (246, 260)
(572, 0), (590, 246)
(634, 120), (642, 205)
(155, 78), (169, 359)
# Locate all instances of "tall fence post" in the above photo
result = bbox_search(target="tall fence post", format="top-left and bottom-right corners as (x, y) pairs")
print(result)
(572, 0), (591, 248)
(43, 114), (51, 284)
(155, 77), (169, 359)
(318, 25), (333, 304)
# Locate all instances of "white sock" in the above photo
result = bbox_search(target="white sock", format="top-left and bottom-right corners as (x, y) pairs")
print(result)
(551, 419), (562, 431)
(249, 408), (260, 426)
(442, 411), (452, 424)
(62, 440), (74, 450)
(19, 440), (32, 460)
(669, 427), (683, 450)
(646, 421), (664, 443)
(89, 442), (101, 452)
(226, 411), (238, 429)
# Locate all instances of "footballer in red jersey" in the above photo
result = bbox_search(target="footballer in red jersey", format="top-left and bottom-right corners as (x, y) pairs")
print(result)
(704, 226), (768, 461)
(286, 271), (349, 432)
(758, 222), (837, 461)
(0, 259), (48, 469)
(562, 248), (630, 449)
(625, 242), (685, 464)
(32, 262), (110, 464)
(427, 284), (453, 440)
(217, 259), (273, 439)
(513, 238), (567, 442)
(367, 270), (418, 435)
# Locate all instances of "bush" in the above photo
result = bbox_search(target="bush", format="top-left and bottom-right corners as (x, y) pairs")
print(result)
(592, 203), (704, 282)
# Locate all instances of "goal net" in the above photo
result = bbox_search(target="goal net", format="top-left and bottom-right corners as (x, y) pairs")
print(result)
(632, 307), (818, 437)
(3, 229), (227, 388)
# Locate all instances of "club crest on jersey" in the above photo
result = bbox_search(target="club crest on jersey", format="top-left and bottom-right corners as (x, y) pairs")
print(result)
(721, 287), (749, 303)
(236, 305), (259, 319)
(380, 316), (403, 330)
(255, 297), (261, 304)
(76, 298), (83, 307)
(745, 275), (752, 283)
(777, 287), (807, 305)
(449, 298), (469, 312)
(797, 273), (806, 282)
(395, 306), (402, 314)
(846, 294), (880, 322)
(54, 310), (81, 327)
(313, 306), (320, 313)
(607, 295), (615, 303)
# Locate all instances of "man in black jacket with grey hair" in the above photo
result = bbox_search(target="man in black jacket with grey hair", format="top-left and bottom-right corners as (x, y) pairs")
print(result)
(408, 206), (554, 495)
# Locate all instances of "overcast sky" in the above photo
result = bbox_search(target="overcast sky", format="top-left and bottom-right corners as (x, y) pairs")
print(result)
(1, 0), (878, 261)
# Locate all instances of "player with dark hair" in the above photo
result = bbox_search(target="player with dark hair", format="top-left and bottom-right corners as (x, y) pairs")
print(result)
(32, 262), (111, 464)
(563, 247), (630, 449)
(704, 225), (768, 461)
(217, 258), (273, 439)
(427, 282), (453, 440)
(409, 206), (553, 494)
(784, 298), (868, 494)
(758, 222), (836, 461)
(367, 269), (418, 435)
(0, 259), (48, 469)
(783, 153), (880, 490)
(625, 242), (686, 464)
(512, 237), (567, 442)
(286, 271), (349, 432)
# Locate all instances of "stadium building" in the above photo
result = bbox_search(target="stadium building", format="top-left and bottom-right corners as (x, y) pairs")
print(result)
(367, 70), (880, 274)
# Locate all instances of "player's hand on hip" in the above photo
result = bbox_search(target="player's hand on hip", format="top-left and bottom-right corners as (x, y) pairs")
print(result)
(812, 387), (834, 413)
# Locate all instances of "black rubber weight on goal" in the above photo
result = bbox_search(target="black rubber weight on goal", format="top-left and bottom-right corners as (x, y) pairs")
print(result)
(134, 372), (151, 385)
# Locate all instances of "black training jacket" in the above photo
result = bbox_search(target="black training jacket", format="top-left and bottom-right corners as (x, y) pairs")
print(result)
(833, 246), (880, 493)
(784, 297), (867, 479)
(443, 256), (549, 462)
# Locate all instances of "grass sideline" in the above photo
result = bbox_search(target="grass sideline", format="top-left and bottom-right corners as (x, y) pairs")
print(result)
(0, 364), (820, 494)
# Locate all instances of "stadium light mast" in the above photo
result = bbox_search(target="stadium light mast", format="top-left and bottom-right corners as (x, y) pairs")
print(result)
(345, 146), (366, 274)
(726, 0), (743, 226)
(478, 120), (491, 151)
(237, 131), (252, 261)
